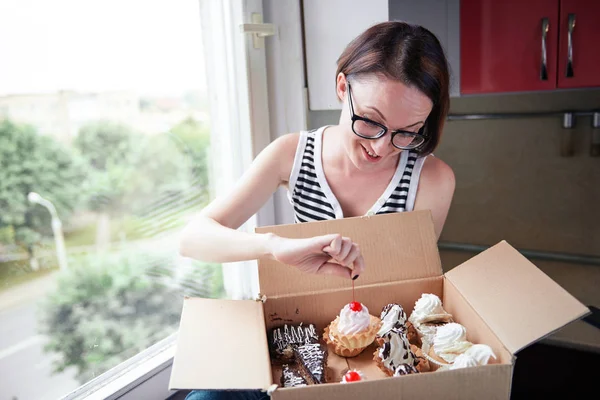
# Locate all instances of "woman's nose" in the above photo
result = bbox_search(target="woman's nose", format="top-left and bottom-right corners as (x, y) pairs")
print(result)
(371, 135), (393, 155)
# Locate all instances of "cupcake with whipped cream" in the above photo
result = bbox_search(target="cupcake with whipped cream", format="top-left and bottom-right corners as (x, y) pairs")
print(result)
(408, 293), (453, 348)
(427, 322), (473, 369)
(323, 301), (381, 357)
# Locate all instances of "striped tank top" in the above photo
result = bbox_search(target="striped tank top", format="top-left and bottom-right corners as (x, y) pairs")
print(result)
(287, 126), (427, 223)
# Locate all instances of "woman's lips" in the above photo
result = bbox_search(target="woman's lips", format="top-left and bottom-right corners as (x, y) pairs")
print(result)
(361, 144), (381, 163)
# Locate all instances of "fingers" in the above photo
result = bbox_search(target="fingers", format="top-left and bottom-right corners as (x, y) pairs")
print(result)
(351, 254), (365, 279)
(320, 235), (365, 279)
(316, 262), (353, 279)
(339, 243), (359, 270)
(323, 236), (350, 258)
(321, 234), (342, 255)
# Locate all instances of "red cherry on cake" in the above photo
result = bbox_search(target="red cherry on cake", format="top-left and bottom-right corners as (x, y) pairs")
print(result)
(349, 301), (363, 312)
(344, 370), (361, 382)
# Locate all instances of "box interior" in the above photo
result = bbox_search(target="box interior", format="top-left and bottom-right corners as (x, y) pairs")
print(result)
(265, 275), (513, 388)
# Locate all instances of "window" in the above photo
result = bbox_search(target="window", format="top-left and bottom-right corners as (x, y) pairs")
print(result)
(0, 1), (264, 399)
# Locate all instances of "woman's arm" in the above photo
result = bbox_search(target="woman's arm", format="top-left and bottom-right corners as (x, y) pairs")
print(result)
(179, 133), (365, 279)
(180, 133), (297, 262)
(413, 155), (456, 240)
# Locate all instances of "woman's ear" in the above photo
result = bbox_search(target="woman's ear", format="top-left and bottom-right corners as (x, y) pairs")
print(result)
(336, 73), (347, 102)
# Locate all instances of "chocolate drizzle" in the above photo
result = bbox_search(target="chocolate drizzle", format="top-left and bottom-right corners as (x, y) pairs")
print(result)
(381, 303), (407, 330)
(281, 364), (308, 387)
(293, 343), (327, 384)
(382, 342), (391, 359)
(378, 328), (417, 372)
(393, 363), (419, 376)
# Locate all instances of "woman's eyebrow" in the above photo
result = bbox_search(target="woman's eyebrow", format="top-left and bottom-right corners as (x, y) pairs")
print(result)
(397, 121), (425, 130)
(365, 105), (386, 122)
(367, 105), (424, 130)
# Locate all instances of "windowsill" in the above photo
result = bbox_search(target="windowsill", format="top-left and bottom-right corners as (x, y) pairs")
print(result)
(63, 333), (177, 400)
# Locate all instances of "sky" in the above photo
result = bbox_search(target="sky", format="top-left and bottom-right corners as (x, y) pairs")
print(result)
(0, 0), (206, 96)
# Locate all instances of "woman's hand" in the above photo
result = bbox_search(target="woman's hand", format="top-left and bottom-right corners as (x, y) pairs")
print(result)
(268, 234), (365, 280)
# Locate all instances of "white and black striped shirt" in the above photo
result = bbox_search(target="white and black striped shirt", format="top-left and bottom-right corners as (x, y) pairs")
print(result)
(287, 127), (427, 223)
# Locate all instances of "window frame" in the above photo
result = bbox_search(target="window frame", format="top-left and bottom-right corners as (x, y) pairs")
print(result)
(62, 0), (307, 398)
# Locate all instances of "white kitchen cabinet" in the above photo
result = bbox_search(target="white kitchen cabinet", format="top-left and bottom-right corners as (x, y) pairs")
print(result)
(302, 0), (460, 111)
(302, 0), (389, 111)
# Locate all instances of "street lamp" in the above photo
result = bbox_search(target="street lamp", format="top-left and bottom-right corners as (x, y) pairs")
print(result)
(28, 192), (68, 271)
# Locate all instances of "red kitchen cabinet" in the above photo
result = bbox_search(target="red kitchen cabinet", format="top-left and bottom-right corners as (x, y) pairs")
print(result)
(557, 0), (600, 88)
(461, 0), (559, 94)
(461, 0), (600, 94)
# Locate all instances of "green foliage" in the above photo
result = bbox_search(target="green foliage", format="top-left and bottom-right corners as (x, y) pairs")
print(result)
(0, 119), (86, 249)
(168, 117), (211, 191)
(40, 249), (223, 383)
(73, 121), (139, 215)
(73, 121), (137, 171)
(74, 119), (210, 218)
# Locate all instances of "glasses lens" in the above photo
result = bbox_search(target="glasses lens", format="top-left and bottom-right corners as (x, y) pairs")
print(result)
(353, 119), (384, 138)
(392, 132), (425, 149)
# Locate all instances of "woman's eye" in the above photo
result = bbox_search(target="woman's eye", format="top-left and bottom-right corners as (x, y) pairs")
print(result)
(362, 116), (381, 126)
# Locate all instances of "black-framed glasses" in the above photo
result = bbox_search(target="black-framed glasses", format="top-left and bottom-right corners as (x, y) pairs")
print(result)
(347, 83), (427, 150)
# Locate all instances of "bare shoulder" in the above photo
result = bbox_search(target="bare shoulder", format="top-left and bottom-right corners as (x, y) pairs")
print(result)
(414, 155), (455, 238)
(269, 132), (300, 153)
(264, 132), (301, 184)
(420, 155), (455, 192)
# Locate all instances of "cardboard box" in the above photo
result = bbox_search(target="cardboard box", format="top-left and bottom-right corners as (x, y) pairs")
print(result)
(169, 211), (589, 399)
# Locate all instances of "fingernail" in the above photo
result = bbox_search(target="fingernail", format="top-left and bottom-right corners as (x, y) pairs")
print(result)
(352, 275), (359, 280)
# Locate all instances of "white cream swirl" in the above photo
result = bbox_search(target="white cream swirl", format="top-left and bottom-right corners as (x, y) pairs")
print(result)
(432, 323), (472, 363)
(337, 303), (371, 335)
(449, 353), (478, 369)
(378, 304), (407, 337)
(408, 294), (453, 326)
(450, 344), (496, 369)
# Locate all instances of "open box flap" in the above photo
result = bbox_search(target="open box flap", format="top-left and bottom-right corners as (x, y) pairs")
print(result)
(169, 298), (272, 390)
(445, 241), (589, 354)
(256, 210), (442, 298)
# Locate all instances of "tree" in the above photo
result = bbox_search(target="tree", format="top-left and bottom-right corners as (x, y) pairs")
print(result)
(40, 249), (223, 383)
(169, 117), (211, 192)
(74, 119), (210, 245)
(0, 119), (86, 263)
(73, 120), (139, 216)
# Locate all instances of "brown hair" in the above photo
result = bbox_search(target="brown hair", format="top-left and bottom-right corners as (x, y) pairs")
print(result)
(336, 21), (450, 155)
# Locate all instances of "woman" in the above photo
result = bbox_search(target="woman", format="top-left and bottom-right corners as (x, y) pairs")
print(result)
(183, 21), (454, 400)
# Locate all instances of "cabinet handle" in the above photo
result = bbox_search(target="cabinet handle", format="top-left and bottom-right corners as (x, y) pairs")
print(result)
(540, 18), (549, 81)
(566, 13), (576, 77)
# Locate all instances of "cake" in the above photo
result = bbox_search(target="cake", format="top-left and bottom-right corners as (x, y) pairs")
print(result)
(293, 343), (328, 384)
(280, 363), (307, 387)
(323, 301), (381, 357)
(269, 323), (318, 362)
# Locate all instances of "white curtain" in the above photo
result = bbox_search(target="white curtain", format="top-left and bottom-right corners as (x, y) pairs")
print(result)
(198, 0), (259, 300)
